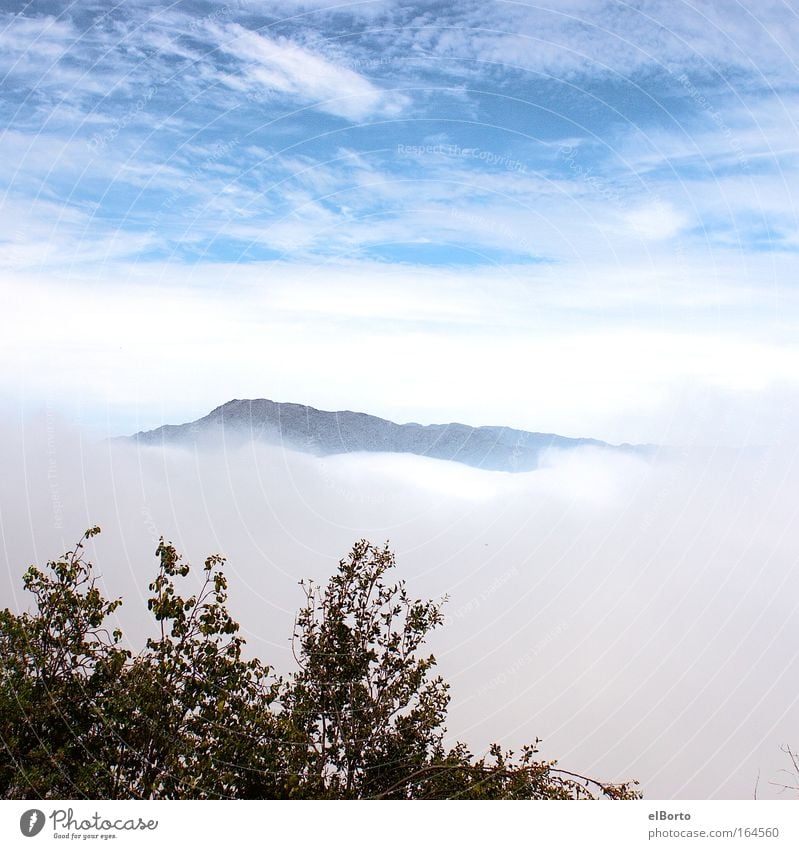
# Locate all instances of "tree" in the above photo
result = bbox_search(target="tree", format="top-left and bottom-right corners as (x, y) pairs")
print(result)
(98, 539), (282, 799)
(0, 528), (640, 800)
(281, 540), (639, 800)
(0, 531), (281, 799)
(771, 745), (799, 797)
(282, 541), (450, 798)
(0, 527), (129, 798)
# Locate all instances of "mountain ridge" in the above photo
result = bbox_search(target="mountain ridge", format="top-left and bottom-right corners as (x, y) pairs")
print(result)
(129, 398), (649, 472)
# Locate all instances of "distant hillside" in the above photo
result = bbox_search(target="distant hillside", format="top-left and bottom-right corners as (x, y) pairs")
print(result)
(129, 399), (646, 472)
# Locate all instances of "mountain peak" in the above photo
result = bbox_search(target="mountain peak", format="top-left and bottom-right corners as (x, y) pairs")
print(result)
(130, 399), (641, 472)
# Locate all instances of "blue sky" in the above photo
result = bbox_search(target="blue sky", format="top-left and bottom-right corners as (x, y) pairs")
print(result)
(2, 0), (799, 441)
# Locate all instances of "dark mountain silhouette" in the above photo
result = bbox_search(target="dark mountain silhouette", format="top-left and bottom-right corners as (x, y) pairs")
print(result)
(129, 399), (647, 472)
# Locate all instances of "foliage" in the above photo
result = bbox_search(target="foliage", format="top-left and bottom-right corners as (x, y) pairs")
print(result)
(282, 541), (450, 798)
(0, 527), (128, 797)
(99, 541), (281, 799)
(0, 529), (640, 800)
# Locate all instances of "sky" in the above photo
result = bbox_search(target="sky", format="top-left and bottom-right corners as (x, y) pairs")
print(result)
(2, 0), (799, 442)
(3, 2), (799, 800)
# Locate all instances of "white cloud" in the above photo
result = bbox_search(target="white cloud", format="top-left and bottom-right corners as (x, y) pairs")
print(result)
(624, 201), (688, 241)
(2, 411), (799, 798)
(211, 22), (408, 120)
(3, 259), (799, 444)
(404, 0), (799, 82)
(0, 14), (76, 74)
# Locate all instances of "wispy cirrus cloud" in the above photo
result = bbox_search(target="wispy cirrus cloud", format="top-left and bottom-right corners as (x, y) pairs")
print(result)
(0, 13), (76, 74)
(209, 22), (409, 120)
(382, 0), (799, 83)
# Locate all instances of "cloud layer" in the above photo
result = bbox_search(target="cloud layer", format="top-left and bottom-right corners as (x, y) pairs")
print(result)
(2, 410), (798, 799)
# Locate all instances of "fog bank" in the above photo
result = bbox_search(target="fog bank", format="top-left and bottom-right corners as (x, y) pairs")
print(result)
(2, 409), (798, 799)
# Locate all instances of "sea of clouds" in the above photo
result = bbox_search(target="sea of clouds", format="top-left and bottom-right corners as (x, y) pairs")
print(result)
(2, 408), (798, 799)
